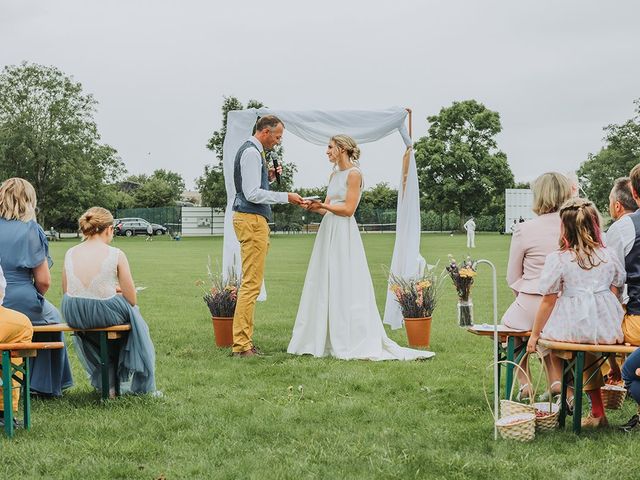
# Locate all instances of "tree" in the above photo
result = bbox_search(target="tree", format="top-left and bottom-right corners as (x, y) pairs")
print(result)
(0, 62), (126, 227)
(360, 182), (398, 210)
(199, 96), (297, 210)
(151, 169), (185, 199)
(413, 100), (514, 225)
(122, 169), (184, 208)
(196, 164), (227, 208)
(132, 177), (176, 208)
(578, 98), (640, 211)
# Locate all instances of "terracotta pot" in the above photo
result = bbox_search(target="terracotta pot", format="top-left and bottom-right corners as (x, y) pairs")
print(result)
(404, 316), (432, 348)
(211, 316), (233, 347)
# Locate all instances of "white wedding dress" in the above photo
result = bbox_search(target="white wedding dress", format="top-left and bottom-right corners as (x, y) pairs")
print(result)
(287, 167), (434, 361)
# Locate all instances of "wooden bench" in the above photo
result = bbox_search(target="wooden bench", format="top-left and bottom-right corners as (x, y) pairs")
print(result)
(537, 339), (638, 434)
(467, 325), (531, 398)
(32, 323), (132, 401)
(0, 341), (65, 438)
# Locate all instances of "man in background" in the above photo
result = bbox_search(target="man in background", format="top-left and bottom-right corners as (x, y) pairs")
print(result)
(463, 216), (476, 248)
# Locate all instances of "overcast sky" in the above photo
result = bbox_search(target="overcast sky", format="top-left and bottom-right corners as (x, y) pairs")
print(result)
(2, 1), (639, 190)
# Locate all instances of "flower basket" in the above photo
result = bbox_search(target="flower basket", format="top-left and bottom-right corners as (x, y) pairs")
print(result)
(533, 402), (559, 431)
(484, 360), (536, 442)
(602, 384), (626, 410)
(404, 317), (432, 348)
(495, 413), (536, 442)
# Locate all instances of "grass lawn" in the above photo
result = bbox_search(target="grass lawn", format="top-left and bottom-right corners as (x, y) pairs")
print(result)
(1, 232), (638, 479)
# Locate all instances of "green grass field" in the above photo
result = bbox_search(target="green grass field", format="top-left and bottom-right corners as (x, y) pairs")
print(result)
(1, 233), (638, 479)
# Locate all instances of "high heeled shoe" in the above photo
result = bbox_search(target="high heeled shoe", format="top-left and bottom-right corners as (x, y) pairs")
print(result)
(516, 383), (532, 402)
(538, 381), (562, 402)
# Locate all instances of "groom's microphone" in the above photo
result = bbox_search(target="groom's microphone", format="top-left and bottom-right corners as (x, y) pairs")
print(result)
(270, 152), (281, 185)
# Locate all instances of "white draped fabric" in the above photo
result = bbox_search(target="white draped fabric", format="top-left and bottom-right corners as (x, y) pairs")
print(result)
(222, 106), (425, 329)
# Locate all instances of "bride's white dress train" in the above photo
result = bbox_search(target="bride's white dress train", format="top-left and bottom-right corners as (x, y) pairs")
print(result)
(287, 167), (434, 361)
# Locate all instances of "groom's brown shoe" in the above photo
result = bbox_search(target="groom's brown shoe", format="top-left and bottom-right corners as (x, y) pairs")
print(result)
(232, 348), (259, 358)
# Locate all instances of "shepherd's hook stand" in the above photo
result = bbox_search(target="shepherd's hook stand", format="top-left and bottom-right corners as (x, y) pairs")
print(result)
(477, 259), (499, 440)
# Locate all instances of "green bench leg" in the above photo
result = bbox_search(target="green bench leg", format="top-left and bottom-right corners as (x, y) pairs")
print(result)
(100, 332), (109, 401)
(505, 336), (515, 398)
(559, 358), (569, 428)
(23, 357), (31, 429)
(2, 350), (14, 438)
(573, 352), (584, 435)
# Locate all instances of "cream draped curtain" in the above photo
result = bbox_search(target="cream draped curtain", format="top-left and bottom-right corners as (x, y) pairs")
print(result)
(222, 106), (425, 329)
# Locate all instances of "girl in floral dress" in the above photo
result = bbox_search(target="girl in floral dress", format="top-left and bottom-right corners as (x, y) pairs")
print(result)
(527, 198), (625, 428)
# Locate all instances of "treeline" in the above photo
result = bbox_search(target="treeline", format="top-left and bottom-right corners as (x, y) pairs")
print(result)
(2, 62), (638, 230)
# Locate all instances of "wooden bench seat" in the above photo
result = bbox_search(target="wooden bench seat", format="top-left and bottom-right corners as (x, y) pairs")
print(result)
(538, 339), (638, 434)
(32, 323), (132, 401)
(467, 325), (531, 398)
(0, 341), (65, 438)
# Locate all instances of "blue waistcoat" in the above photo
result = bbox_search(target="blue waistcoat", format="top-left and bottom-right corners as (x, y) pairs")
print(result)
(232, 140), (272, 222)
(625, 210), (640, 314)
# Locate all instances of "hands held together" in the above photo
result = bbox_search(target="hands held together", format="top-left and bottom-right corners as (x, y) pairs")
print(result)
(287, 194), (325, 212)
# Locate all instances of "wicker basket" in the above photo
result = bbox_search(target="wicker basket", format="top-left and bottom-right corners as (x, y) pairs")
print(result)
(500, 399), (535, 417)
(602, 384), (626, 410)
(533, 401), (559, 431)
(496, 412), (536, 442)
(485, 359), (537, 442)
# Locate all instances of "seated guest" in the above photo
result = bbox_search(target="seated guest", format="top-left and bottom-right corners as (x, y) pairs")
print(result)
(600, 178), (637, 384)
(0, 178), (73, 397)
(527, 198), (625, 428)
(619, 165), (640, 430)
(61, 207), (156, 395)
(0, 263), (33, 427)
(502, 172), (572, 400)
(605, 177), (638, 298)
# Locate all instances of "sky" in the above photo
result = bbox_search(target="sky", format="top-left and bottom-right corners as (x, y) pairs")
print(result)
(2, 0), (640, 191)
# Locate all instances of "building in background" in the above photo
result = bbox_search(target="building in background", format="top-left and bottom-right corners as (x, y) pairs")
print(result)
(504, 188), (534, 233)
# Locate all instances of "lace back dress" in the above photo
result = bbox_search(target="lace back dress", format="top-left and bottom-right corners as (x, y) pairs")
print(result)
(287, 167), (434, 360)
(62, 244), (156, 394)
(538, 248), (625, 344)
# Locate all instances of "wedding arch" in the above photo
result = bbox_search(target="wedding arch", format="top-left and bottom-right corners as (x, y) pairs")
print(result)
(221, 106), (425, 329)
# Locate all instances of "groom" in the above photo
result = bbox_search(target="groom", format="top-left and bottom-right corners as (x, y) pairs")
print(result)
(232, 115), (304, 357)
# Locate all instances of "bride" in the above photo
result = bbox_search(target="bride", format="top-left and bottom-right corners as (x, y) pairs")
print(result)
(287, 135), (433, 361)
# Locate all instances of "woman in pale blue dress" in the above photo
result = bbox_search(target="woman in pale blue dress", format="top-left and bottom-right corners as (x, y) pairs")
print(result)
(61, 207), (156, 395)
(0, 178), (73, 396)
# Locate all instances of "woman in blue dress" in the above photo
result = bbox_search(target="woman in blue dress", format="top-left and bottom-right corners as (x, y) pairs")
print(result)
(61, 207), (156, 395)
(0, 178), (73, 397)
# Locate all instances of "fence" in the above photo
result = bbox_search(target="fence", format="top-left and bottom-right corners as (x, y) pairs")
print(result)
(116, 206), (506, 235)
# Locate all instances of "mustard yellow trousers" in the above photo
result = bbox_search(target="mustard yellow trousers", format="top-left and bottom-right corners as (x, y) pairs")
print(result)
(232, 212), (270, 353)
(623, 314), (640, 346)
(0, 305), (33, 411)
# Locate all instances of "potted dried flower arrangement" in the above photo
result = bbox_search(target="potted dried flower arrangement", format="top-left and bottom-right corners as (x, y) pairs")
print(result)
(388, 265), (444, 348)
(197, 263), (240, 347)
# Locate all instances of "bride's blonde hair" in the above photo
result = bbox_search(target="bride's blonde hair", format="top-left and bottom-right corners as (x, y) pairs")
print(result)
(331, 134), (361, 165)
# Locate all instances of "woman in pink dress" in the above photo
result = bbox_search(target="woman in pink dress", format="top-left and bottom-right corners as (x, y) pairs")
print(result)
(502, 172), (572, 400)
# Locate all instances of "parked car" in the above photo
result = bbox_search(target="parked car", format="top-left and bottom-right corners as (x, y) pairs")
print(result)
(114, 218), (168, 237)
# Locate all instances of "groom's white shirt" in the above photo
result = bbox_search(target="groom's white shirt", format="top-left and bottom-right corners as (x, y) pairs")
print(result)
(239, 137), (288, 205)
